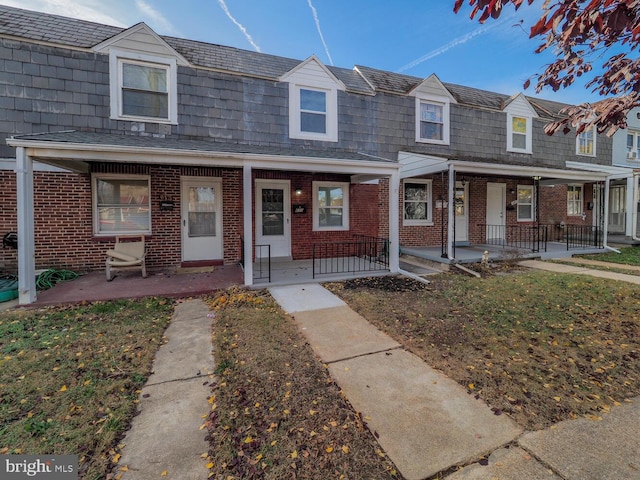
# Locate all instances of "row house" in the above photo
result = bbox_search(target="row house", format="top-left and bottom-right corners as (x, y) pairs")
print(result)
(0, 5), (625, 304)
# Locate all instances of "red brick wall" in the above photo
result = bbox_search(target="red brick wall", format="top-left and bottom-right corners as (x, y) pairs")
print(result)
(0, 170), (18, 272)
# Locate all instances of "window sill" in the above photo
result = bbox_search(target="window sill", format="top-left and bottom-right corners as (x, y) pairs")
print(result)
(403, 221), (434, 227)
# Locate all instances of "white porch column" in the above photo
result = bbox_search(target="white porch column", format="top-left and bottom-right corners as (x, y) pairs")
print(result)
(626, 175), (635, 238)
(15, 147), (36, 304)
(388, 170), (400, 273)
(603, 177), (611, 246)
(242, 163), (253, 286)
(447, 164), (455, 261)
(633, 173), (640, 240)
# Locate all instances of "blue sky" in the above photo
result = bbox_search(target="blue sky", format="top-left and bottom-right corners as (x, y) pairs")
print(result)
(1, 0), (605, 105)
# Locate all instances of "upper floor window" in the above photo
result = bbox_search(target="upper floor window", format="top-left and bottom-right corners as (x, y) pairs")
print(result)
(289, 85), (338, 142)
(517, 184), (534, 221)
(507, 115), (532, 154)
(577, 127), (596, 156)
(93, 174), (151, 235)
(403, 180), (433, 225)
(313, 181), (349, 230)
(567, 185), (583, 216)
(109, 50), (177, 124)
(627, 130), (640, 161)
(415, 97), (450, 145)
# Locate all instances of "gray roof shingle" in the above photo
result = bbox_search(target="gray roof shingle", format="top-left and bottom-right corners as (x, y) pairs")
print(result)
(0, 4), (573, 114)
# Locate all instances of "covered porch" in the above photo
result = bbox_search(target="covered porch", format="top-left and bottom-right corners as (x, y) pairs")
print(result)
(398, 151), (630, 263)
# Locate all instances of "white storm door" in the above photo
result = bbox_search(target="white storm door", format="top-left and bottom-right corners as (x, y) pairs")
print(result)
(454, 181), (469, 243)
(486, 183), (506, 241)
(609, 185), (626, 234)
(255, 180), (291, 259)
(181, 178), (223, 261)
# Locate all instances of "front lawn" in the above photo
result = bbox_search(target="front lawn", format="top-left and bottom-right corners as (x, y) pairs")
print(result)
(579, 245), (640, 265)
(327, 271), (640, 431)
(0, 298), (173, 480)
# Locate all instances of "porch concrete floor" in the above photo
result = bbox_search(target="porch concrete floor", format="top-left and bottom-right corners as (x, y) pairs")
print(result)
(401, 242), (608, 265)
(28, 264), (244, 307)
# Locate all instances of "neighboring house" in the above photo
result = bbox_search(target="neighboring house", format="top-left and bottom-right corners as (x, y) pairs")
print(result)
(0, 5), (625, 305)
(610, 107), (640, 240)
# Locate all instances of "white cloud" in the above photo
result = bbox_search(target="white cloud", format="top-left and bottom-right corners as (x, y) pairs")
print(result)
(1, 0), (128, 27)
(397, 20), (504, 73)
(307, 0), (333, 66)
(134, 0), (181, 36)
(217, 0), (261, 52)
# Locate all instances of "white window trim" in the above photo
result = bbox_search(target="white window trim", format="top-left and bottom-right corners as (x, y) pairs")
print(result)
(507, 114), (532, 154)
(109, 49), (178, 124)
(517, 184), (535, 222)
(567, 184), (584, 216)
(288, 84), (338, 142)
(403, 179), (433, 226)
(415, 95), (450, 145)
(313, 181), (349, 231)
(627, 130), (640, 161)
(92, 173), (152, 236)
(576, 126), (596, 156)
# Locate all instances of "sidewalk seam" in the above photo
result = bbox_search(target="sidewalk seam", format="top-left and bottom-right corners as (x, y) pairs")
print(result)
(146, 374), (210, 387)
(325, 345), (403, 365)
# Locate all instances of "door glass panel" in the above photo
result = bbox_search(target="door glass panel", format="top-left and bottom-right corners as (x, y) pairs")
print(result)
(262, 188), (284, 236)
(455, 188), (465, 216)
(188, 186), (216, 237)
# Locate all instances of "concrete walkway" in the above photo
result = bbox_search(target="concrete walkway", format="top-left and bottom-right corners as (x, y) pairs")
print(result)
(519, 259), (640, 284)
(269, 284), (522, 480)
(269, 282), (640, 480)
(117, 299), (212, 480)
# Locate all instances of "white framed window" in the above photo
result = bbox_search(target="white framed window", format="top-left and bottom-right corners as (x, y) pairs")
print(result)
(403, 179), (433, 225)
(507, 114), (532, 154)
(517, 184), (534, 221)
(567, 184), (583, 216)
(577, 127), (596, 156)
(313, 181), (349, 230)
(109, 50), (177, 124)
(626, 130), (640, 160)
(93, 174), (151, 235)
(289, 84), (338, 141)
(415, 96), (450, 144)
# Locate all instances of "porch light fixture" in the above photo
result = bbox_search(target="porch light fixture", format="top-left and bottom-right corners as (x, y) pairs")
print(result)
(460, 177), (468, 186)
(295, 187), (303, 195)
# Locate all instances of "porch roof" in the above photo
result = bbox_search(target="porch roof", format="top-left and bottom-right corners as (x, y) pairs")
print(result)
(398, 150), (629, 182)
(7, 131), (399, 179)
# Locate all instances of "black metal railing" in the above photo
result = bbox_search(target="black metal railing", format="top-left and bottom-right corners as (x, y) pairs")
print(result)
(563, 224), (603, 249)
(312, 235), (389, 278)
(240, 238), (271, 282)
(480, 224), (549, 253)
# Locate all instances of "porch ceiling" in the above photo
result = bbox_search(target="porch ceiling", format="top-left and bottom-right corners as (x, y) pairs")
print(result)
(7, 131), (399, 179)
(398, 150), (618, 182)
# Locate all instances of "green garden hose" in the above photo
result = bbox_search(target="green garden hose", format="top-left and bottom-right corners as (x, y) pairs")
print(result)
(36, 269), (79, 290)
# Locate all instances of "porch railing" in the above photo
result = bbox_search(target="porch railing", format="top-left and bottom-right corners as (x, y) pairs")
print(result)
(561, 224), (603, 249)
(480, 224), (548, 253)
(312, 234), (389, 278)
(240, 238), (271, 282)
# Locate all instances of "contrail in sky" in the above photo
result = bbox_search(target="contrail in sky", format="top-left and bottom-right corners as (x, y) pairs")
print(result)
(217, 0), (261, 52)
(397, 20), (505, 73)
(307, 0), (333, 65)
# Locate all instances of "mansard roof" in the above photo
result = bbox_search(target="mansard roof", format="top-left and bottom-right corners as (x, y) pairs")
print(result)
(0, 4), (576, 115)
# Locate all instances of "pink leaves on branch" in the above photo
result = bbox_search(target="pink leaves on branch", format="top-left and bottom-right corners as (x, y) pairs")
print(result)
(453, 0), (640, 136)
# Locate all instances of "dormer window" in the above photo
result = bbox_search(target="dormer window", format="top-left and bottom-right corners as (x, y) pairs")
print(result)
(507, 114), (532, 154)
(289, 84), (338, 141)
(415, 96), (450, 145)
(577, 126), (596, 156)
(109, 50), (178, 124)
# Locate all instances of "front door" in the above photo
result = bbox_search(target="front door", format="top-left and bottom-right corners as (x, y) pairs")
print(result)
(454, 181), (469, 244)
(609, 185), (626, 234)
(181, 178), (223, 262)
(486, 183), (506, 242)
(255, 180), (291, 259)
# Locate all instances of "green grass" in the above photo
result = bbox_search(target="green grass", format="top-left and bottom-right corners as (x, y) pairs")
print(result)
(579, 245), (640, 265)
(0, 298), (174, 480)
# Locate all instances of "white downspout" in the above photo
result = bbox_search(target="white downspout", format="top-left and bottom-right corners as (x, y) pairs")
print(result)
(633, 172), (640, 241)
(15, 147), (37, 304)
(388, 170), (400, 273)
(447, 164), (455, 261)
(242, 163), (253, 286)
